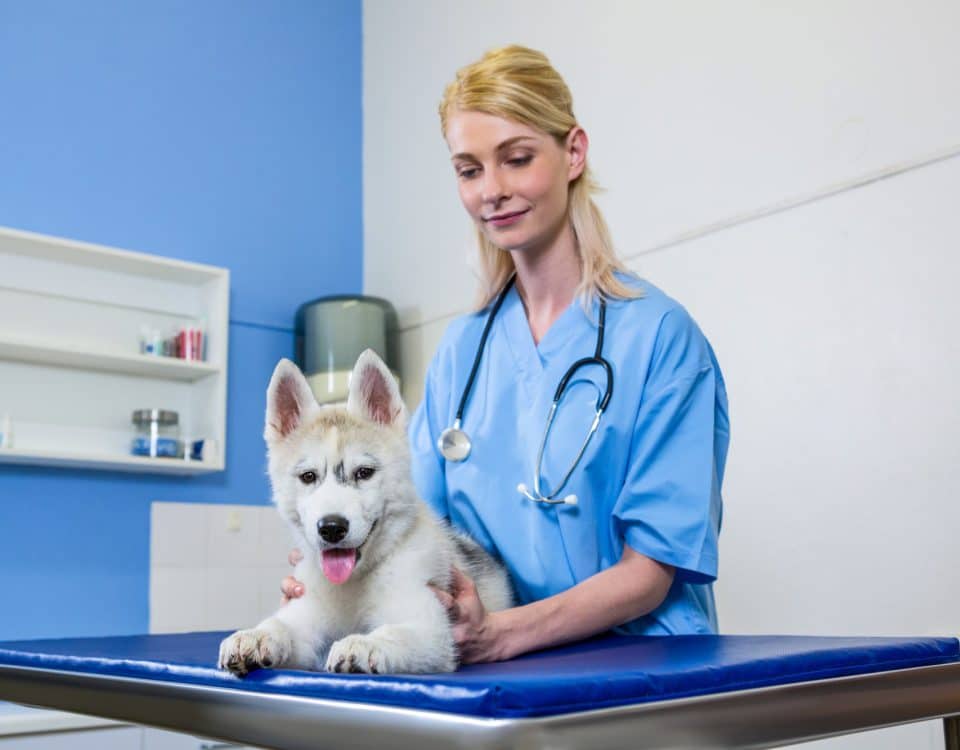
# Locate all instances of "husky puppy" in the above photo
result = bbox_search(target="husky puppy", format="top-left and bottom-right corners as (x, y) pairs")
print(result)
(218, 350), (512, 675)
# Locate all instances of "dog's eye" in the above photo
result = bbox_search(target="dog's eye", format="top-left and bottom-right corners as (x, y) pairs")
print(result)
(299, 470), (317, 485)
(353, 466), (375, 482)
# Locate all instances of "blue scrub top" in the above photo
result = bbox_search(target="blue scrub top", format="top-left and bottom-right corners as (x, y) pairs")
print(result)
(408, 276), (729, 635)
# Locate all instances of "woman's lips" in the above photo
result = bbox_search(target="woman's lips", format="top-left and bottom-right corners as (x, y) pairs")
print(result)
(485, 209), (529, 227)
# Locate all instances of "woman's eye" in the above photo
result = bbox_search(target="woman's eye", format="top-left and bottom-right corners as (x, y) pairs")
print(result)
(458, 168), (479, 180)
(354, 466), (376, 482)
(507, 155), (532, 167)
(299, 471), (317, 485)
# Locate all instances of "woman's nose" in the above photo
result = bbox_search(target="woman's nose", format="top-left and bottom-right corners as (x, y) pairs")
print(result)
(481, 169), (507, 203)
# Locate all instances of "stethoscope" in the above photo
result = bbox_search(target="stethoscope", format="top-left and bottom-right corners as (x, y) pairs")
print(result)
(437, 275), (613, 505)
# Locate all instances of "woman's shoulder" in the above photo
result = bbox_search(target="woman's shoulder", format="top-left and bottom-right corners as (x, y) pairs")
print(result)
(608, 272), (699, 336)
(607, 272), (717, 372)
(441, 307), (488, 347)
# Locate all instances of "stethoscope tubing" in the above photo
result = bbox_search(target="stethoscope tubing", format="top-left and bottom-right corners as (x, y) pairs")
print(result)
(453, 275), (517, 424)
(439, 273), (614, 505)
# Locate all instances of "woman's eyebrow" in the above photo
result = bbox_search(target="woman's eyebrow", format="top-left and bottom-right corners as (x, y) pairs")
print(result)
(451, 136), (538, 161)
(496, 136), (537, 151)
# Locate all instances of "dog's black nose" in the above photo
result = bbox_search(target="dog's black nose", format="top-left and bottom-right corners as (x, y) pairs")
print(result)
(318, 515), (349, 543)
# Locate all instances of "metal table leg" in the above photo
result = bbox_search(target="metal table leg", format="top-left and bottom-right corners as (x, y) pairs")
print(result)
(945, 715), (960, 750)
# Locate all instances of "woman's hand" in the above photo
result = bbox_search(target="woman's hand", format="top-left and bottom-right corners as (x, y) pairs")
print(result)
(280, 548), (305, 605)
(434, 546), (674, 664)
(430, 567), (505, 664)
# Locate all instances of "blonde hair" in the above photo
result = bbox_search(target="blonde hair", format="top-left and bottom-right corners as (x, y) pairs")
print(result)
(440, 45), (640, 309)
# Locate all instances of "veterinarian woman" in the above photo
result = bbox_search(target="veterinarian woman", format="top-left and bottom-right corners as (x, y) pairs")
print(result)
(285, 45), (729, 664)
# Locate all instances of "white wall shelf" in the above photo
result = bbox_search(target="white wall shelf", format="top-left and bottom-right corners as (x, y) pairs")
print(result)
(0, 226), (230, 475)
(0, 446), (221, 475)
(0, 335), (221, 382)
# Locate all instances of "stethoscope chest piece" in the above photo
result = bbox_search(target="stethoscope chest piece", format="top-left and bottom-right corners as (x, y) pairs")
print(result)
(438, 419), (471, 462)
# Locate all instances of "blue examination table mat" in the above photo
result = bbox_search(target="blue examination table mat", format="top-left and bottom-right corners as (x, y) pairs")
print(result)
(0, 631), (956, 718)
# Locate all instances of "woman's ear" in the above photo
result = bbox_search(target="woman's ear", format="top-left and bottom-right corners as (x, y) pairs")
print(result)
(566, 126), (588, 182)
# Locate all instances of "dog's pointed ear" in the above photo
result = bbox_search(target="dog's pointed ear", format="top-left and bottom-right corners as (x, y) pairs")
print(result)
(265, 359), (317, 441)
(347, 349), (407, 428)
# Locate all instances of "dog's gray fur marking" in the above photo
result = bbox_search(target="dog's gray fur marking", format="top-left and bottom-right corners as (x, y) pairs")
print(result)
(333, 461), (347, 485)
(453, 532), (504, 585)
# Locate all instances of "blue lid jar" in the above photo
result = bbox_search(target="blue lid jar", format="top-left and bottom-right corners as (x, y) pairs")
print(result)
(131, 409), (183, 459)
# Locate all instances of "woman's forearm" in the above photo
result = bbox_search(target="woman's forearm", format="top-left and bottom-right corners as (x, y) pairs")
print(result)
(490, 548), (675, 660)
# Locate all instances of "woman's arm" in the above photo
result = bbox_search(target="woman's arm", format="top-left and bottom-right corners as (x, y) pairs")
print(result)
(433, 545), (674, 663)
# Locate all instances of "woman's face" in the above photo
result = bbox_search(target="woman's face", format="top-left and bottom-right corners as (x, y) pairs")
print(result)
(445, 110), (585, 257)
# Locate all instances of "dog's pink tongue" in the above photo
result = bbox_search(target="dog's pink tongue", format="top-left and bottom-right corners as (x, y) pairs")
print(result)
(321, 548), (357, 584)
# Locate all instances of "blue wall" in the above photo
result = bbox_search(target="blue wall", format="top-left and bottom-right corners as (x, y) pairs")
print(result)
(0, 1), (362, 640)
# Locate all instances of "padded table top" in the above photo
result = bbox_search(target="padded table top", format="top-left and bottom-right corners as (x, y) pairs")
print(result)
(0, 631), (956, 719)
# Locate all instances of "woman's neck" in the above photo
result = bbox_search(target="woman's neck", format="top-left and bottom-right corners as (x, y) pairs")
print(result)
(511, 227), (581, 345)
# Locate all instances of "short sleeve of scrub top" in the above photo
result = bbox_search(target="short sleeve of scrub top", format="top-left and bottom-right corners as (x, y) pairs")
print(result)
(407, 276), (730, 635)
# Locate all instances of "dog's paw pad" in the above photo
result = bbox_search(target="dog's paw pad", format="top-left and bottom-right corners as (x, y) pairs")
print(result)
(218, 628), (287, 676)
(326, 635), (389, 675)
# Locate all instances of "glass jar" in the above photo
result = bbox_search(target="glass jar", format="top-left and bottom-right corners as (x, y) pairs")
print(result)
(131, 409), (184, 459)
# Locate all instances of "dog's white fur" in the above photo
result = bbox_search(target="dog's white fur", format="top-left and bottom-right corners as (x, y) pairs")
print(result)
(218, 350), (512, 675)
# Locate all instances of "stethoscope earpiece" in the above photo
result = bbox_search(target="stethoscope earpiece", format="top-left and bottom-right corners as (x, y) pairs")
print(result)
(440, 275), (613, 504)
(518, 483), (579, 505)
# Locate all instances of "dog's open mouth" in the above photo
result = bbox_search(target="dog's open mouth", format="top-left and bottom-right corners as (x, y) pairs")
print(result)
(320, 520), (377, 585)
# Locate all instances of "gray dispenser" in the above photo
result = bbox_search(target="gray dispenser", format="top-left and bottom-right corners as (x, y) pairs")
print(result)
(295, 295), (399, 404)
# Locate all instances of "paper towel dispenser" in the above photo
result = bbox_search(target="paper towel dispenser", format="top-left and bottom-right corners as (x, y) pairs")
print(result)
(295, 295), (399, 404)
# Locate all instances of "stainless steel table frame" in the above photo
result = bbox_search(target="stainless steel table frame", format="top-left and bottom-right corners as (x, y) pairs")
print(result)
(2, 660), (960, 749)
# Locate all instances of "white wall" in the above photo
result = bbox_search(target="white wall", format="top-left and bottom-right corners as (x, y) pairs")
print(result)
(150, 502), (293, 633)
(363, 2), (960, 748)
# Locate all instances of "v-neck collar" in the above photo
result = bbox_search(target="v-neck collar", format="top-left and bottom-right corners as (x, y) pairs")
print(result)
(499, 285), (594, 378)
(538, 294), (596, 357)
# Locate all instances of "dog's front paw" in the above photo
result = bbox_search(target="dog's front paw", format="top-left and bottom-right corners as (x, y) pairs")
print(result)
(326, 634), (392, 674)
(219, 627), (290, 677)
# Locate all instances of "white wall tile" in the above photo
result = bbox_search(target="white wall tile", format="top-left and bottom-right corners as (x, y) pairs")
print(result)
(203, 566), (261, 632)
(149, 567), (206, 634)
(205, 506), (260, 568)
(778, 719), (941, 750)
(150, 502), (208, 568)
(254, 565), (296, 624)
(256, 507), (295, 568)
(141, 728), (199, 750)
(0, 727), (143, 749)
(142, 727), (269, 750)
(151, 502), (281, 635)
